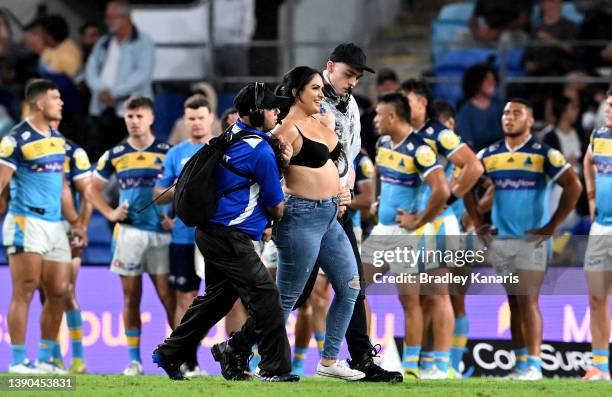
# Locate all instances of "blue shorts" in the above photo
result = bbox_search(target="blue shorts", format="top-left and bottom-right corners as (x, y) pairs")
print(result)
(169, 243), (201, 292)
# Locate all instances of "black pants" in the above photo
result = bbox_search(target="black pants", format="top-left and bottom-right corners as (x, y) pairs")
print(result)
(158, 223), (291, 374)
(294, 214), (372, 359)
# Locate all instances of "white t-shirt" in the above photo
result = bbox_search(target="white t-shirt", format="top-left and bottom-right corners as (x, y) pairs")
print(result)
(100, 38), (121, 88)
(555, 127), (582, 167)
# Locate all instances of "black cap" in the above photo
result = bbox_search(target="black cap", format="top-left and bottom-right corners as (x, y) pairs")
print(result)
(376, 67), (398, 85)
(329, 43), (375, 74)
(233, 82), (290, 116)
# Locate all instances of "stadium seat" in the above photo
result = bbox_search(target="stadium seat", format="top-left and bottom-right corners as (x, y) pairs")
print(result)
(431, 2), (475, 64)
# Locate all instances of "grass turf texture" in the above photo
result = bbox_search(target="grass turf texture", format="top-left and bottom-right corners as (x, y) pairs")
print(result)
(3, 375), (610, 397)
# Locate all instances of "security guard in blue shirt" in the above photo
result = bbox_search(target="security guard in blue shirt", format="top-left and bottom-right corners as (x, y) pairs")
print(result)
(153, 82), (298, 382)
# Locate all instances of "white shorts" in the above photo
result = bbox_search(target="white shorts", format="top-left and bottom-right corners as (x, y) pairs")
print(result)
(110, 224), (171, 276)
(584, 222), (612, 272)
(488, 238), (549, 275)
(362, 224), (421, 274)
(3, 213), (71, 263)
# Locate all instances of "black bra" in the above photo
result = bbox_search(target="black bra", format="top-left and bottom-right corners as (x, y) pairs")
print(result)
(290, 125), (342, 168)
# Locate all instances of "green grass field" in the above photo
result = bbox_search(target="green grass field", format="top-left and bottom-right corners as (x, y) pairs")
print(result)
(3, 375), (610, 397)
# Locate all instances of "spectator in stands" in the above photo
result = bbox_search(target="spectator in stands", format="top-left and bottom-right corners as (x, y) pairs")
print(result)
(360, 67), (400, 161)
(542, 95), (584, 230)
(576, 0), (612, 74)
(468, 0), (533, 43)
(214, 0), (255, 91)
(79, 22), (102, 63)
(456, 63), (504, 151)
(38, 15), (83, 119)
(0, 10), (20, 122)
(168, 82), (222, 145)
(86, 0), (155, 157)
(375, 67), (399, 95)
(76, 22), (102, 116)
(522, 0), (579, 76)
(221, 106), (239, 131)
(541, 96), (585, 171)
(39, 15), (83, 79)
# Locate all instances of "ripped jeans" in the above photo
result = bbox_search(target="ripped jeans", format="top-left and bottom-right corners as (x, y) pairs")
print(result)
(273, 195), (359, 360)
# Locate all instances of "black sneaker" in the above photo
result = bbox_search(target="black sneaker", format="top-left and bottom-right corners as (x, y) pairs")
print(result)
(211, 336), (252, 381)
(152, 348), (186, 381)
(348, 344), (403, 383)
(257, 371), (300, 382)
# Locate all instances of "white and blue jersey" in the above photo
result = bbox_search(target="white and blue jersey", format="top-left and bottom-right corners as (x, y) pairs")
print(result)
(156, 139), (204, 244)
(209, 119), (284, 240)
(376, 132), (441, 226)
(478, 136), (570, 237)
(64, 138), (92, 211)
(95, 139), (171, 233)
(349, 151), (374, 228)
(415, 119), (465, 220)
(0, 121), (66, 221)
(589, 126), (612, 226)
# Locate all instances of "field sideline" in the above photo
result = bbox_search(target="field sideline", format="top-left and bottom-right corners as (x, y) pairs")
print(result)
(2, 375), (610, 397)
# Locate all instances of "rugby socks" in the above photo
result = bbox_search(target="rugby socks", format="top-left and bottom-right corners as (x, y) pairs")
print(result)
(11, 344), (27, 366)
(38, 339), (56, 363)
(592, 349), (609, 373)
(402, 344), (421, 371)
(52, 338), (64, 367)
(434, 351), (451, 372)
(514, 347), (528, 372)
(125, 328), (141, 363)
(249, 345), (261, 372)
(420, 350), (434, 370)
(527, 355), (541, 372)
(450, 315), (469, 372)
(66, 309), (84, 360)
(291, 346), (308, 375)
(314, 332), (325, 355)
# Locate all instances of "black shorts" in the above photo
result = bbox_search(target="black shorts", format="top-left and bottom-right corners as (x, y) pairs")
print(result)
(169, 243), (201, 292)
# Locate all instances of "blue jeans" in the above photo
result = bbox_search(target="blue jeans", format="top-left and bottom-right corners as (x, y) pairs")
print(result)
(273, 195), (359, 360)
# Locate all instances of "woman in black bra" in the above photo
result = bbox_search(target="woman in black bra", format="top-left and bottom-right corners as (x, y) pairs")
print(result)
(271, 66), (364, 381)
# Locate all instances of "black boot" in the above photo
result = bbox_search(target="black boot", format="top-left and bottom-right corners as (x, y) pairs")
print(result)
(211, 334), (253, 381)
(348, 344), (403, 383)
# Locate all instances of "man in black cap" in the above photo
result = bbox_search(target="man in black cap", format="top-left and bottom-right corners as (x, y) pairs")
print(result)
(153, 82), (297, 382)
(293, 43), (403, 382)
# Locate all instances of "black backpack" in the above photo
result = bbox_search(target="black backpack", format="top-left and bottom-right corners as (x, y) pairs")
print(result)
(172, 128), (263, 228)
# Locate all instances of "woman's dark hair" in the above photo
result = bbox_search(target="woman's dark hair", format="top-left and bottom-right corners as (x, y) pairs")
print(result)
(552, 96), (572, 123)
(40, 15), (69, 43)
(462, 62), (497, 100)
(277, 66), (323, 120)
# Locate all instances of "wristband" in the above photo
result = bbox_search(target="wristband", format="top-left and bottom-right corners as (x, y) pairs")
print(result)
(446, 192), (459, 206)
(587, 190), (595, 200)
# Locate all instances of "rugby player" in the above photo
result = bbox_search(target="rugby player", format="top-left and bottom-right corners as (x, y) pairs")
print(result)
(86, 96), (176, 375)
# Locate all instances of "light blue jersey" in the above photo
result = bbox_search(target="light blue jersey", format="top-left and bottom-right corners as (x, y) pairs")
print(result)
(415, 119), (465, 220)
(376, 132), (441, 226)
(589, 126), (612, 226)
(0, 121), (66, 221)
(64, 138), (92, 212)
(156, 139), (204, 244)
(478, 136), (570, 236)
(95, 138), (171, 233)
